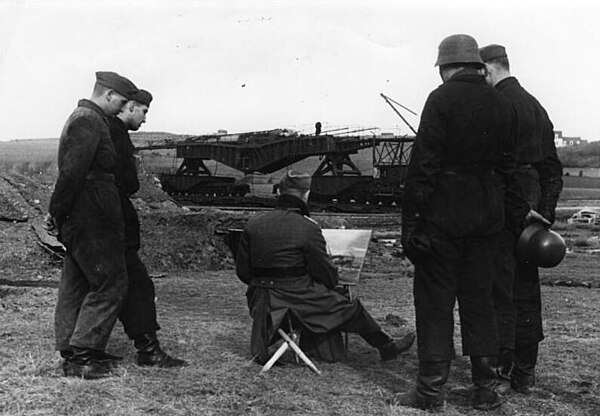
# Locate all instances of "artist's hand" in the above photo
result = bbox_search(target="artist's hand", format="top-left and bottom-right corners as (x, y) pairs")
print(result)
(525, 209), (551, 226)
(43, 213), (59, 237)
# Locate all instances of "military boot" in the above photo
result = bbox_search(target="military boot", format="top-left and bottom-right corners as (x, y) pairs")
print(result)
(134, 333), (187, 368)
(63, 346), (112, 379)
(495, 348), (513, 394)
(511, 343), (538, 394)
(471, 356), (504, 410)
(61, 348), (123, 362)
(379, 332), (416, 361)
(390, 361), (450, 413)
(361, 330), (415, 361)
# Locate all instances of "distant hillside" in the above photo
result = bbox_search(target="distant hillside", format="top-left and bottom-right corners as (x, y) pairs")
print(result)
(5, 134), (595, 171)
(0, 138), (58, 163)
(557, 142), (600, 167)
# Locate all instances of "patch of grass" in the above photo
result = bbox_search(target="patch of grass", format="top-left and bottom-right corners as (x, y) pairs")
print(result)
(1, 268), (599, 415)
(573, 237), (595, 247)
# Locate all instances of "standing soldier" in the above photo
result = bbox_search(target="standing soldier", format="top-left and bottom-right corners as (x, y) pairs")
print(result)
(480, 44), (563, 394)
(47, 71), (137, 379)
(109, 89), (186, 367)
(392, 34), (527, 411)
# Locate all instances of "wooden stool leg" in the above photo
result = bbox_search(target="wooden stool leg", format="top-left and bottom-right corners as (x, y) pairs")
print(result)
(260, 342), (289, 373)
(278, 329), (322, 376)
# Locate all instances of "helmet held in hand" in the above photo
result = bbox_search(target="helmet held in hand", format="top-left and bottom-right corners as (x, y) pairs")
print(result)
(516, 222), (566, 268)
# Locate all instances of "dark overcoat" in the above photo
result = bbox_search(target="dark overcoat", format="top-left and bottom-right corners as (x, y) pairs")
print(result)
(108, 116), (160, 339)
(50, 99), (127, 351)
(402, 69), (524, 238)
(236, 195), (367, 360)
(401, 68), (527, 361)
(494, 77), (563, 348)
(495, 76), (563, 225)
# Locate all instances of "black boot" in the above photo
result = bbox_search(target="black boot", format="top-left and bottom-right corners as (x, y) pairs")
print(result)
(134, 333), (187, 368)
(63, 346), (112, 379)
(471, 356), (504, 410)
(390, 361), (450, 413)
(60, 348), (122, 362)
(511, 343), (538, 394)
(379, 332), (415, 361)
(361, 330), (415, 361)
(495, 348), (513, 394)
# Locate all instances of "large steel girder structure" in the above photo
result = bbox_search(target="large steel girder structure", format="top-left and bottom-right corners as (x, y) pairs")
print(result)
(175, 134), (376, 175)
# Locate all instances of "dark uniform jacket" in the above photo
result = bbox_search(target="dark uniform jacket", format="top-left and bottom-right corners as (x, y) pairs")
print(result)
(109, 117), (142, 249)
(495, 77), (563, 225)
(402, 68), (526, 239)
(50, 99), (128, 351)
(236, 195), (362, 359)
(49, 100), (120, 229)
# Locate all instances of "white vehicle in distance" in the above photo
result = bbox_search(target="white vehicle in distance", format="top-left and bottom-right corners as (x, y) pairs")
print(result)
(567, 208), (600, 225)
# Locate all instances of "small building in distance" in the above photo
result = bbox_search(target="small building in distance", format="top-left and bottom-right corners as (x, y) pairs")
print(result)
(555, 130), (587, 147)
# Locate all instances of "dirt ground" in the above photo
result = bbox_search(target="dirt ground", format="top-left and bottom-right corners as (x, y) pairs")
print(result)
(1, 169), (600, 415)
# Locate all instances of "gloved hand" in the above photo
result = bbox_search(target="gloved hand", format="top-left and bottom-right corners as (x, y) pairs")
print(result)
(43, 213), (59, 238)
(401, 216), (430, 264)
(401, 216), (417, 253)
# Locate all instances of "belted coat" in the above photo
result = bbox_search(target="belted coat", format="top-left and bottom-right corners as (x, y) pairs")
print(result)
(236, 195), (374, 361)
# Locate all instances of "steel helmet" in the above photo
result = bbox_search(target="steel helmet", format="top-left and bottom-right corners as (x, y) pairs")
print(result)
(516, 223), (566, 268)
(435, 34), (484, 67)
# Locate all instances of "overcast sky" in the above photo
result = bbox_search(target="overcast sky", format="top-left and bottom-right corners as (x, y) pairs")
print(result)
(0, 0), (598, 141)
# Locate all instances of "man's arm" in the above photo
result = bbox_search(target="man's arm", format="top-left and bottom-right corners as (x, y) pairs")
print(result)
(235, 229), (252, 284)
(122, 135), (141, 195)
(401, 94), (444, 246)
(498, 106), (531, 233)
(305, 226), (339, 289)
(49, 117), (101, 226)
(535, 124), (563, 224)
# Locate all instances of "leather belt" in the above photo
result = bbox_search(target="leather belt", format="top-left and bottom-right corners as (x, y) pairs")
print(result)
(85, 171), (115, 182)
(251, 266), (307, 278)
(250, 274), (307, 288)
(442, 165), (495, 175)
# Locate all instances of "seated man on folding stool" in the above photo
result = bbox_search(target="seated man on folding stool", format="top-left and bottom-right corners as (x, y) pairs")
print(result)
(235, 170), (415, 365)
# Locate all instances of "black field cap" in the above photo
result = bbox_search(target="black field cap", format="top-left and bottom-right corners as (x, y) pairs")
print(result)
(131, 89), (153, 106)
(479, 44), (508, 62)
(279, 170), (312, 191)
(95, 71), (138, 99)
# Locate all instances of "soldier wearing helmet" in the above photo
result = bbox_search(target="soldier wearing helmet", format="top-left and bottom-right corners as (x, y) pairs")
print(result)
(391, 34), (528, 411)
(480, 43), (563, 395)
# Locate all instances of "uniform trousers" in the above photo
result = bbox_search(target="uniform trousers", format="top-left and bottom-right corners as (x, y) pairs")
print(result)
(54, 181), (128, 351)
(413, 223), (499, 362)
(119, 247), (160, 339)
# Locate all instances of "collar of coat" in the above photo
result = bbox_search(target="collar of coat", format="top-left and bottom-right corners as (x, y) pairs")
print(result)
(77, 99), (109, 124)
(109, 115), (128, 133)
(494, 76), (520, 91)
(275, 194), (310, 216)
(447, 67), (487, 84)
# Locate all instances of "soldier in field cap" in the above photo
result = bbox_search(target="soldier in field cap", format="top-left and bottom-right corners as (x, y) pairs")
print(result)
(95, 71), (139, 100)
(480, 43), (563, 395)
(46, 70), (138, 379)
(235, 169), (415, 365)
(278, 169), (312, 192)
(108, 88), (186, 368)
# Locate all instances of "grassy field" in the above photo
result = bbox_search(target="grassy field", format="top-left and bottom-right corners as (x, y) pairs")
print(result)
(1, 136), (600, 415)
(1, 261), (599, 416)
